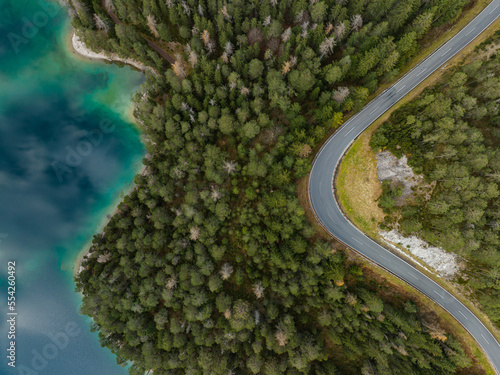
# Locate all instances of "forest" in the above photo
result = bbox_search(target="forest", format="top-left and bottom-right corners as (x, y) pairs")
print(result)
(69, 0), (479, 373)
(371, 43), (500, 326)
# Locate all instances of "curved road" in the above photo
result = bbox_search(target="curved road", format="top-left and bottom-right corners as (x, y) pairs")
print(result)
(309, 1), (500, 373)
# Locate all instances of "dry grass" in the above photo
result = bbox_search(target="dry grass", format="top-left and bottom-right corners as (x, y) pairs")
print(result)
(331, 16), (500, 375)
(335, 126), (384, 238)
(301, 0), (497, 225)
(297, 3), (500, 374)
(336, 13), (500, 233)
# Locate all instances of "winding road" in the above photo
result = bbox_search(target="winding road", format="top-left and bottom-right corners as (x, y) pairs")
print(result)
(309, 0), (500, 373)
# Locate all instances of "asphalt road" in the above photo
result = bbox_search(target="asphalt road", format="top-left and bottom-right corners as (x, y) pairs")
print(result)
(309, 1), (500, 373)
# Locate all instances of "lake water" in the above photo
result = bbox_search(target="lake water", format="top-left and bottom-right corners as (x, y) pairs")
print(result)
(0, 1), (144, 374)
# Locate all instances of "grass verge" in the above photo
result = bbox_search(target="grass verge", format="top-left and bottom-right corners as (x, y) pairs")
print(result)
(332, 15), (500, 375)
(335, 124), (383, 238)
(348, 251), (496, 375)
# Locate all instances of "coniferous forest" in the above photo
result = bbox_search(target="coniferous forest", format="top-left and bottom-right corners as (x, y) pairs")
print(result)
(69, 0), (481, 373)
(371, 46), (500, 327)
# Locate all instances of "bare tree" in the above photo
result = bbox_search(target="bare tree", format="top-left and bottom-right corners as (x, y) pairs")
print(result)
(254, 310), (261, 324)
(319, 36), (336, 58)
(181, 1), (191, 15)
(206, 40), (216, 54)
(295, 10), (305, 24)
(147, 15), (159, 38)
(252, 282), (265, 299)
(334, 22), (346, 40)
(351, 15), (363, 31)
(224, 41), (234, 56)
(103, 0), (115, 13)
(325, 23), (333, 35)
(172, 61), (186, 78)
(221, 6), (231, 21)
(346, 292), (358, 305)
(333, 86), (350, 103)
(220, 263), (233, 280)
(94, 14), (109, 33)
(201, 30), (210, 46)
(211, 186), (221, 201)
(72, 0), (88, 15)
(299, 144), (312, 158)
(188, 50), (198, 67)
(166, 275), (178, 290)
(301, 21), (309, 39)
(275, 324), (288, 346)
(189, 226), (200, 240)
(223, 160), (238, 174)
(282, 61), (291, 75)
(97, 252), (111, 263)
(281, 27), (292, 43)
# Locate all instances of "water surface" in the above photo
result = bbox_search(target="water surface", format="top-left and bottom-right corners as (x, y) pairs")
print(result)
(0, 1), (144, 373)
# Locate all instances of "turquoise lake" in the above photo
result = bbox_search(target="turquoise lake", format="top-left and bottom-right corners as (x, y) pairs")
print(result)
(0, 1), (144, 373)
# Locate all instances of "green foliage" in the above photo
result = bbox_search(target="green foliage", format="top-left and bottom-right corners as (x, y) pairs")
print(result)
(73, 0), (473, 373)
(248, 59), (264, 80)
(372, 54), (500, 325)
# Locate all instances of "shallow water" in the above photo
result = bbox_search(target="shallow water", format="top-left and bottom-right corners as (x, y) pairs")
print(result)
(0, 1), (144, 373)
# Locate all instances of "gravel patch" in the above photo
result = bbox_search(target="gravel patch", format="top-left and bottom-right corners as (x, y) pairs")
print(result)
(376, 151), (423, 203)
(380, 230), (462, 278)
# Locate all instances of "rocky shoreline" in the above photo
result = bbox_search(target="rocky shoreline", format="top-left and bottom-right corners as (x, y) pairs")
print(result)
(71, 33), (155, 74)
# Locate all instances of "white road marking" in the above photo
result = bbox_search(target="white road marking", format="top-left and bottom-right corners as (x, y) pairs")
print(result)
(369, 106), (380, 115)
(379, 254), (391, 263)
(466, 27), (476, 36)
(441, 47), (451, 56)
(344, 127), (354, 137)
(433, 290), (445, 299)
(396, 84), (406, 93)
(481, 334), (488, 342)
(416, 68), (426, 77)
(351, 237), (363, 245)
(489, 4), (499, 14)
(458, 311), (468, 320)
(408, 273), (418, 280)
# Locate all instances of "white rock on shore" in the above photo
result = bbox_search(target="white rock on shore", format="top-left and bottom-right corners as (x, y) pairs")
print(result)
(71, 33), (154, 73)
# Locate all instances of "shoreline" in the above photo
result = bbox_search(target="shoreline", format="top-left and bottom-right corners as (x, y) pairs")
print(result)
(71, 32), (152, 73)
(67, 30), (147, 276)
(72, 161), (145, 276)
(65, 29), (144, 127)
